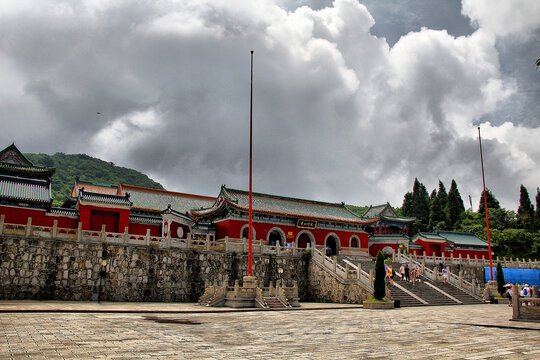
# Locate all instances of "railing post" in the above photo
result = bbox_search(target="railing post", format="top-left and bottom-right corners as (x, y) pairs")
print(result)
(145, 228), (150, 245)
(124, 227), (129, 244)
(369, 269), (374, 288)
(0, 214), (4, 235)
(333, 255), (337, 272)
(357, 263), (361, 280)
(467, 254), (470, 265)
(345, 263), (350, 279)
(206, 234), (210, 251)
(52, 220), (58, 238)
(225, 236), (229, 252)
(471, 278), (476, 295)
(25, 217), (32, 236)
(243, 238), (248, 253)
(101, 224), (106, 242)
(77, 222), (82, 241)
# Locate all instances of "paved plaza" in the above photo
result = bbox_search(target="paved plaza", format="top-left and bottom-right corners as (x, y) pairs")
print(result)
(1, 302), (539, 359)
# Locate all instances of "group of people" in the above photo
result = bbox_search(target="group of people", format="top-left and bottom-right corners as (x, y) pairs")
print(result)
(505, 283), (535, 306)
(385, 263), (422, 285)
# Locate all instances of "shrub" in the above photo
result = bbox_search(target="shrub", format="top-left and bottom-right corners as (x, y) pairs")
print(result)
(374, 251), (386, 300)
(496, 262), (505, 295)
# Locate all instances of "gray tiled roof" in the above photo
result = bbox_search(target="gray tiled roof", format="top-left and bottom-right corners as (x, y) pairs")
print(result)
(79, 191), (132, 206)
(437, 231), (488, 247)
(222, 187), (370, 223)
(121, 185), (215, 213)
(0, 176), (51, 203)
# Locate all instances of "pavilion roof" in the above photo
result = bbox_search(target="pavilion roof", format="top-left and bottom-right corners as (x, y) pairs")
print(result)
(193, 186), (378, 224)
(0, 144), (55, 179)
(119, 183), (215, 213)
(362, 203), (415, 223)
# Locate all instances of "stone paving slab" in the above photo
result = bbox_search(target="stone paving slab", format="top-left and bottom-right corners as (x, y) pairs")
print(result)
(0, 302), (539, 359)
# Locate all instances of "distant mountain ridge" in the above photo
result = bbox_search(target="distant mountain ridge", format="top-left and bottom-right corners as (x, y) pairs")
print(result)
(25, 152), (165, 205)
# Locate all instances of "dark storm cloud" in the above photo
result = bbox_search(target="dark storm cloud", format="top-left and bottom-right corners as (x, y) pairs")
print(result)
(1, 0), (539, 211)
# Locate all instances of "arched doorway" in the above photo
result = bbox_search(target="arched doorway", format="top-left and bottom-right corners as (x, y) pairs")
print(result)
(268, 229), (284, 246)
(325, 235), (339, 256)
(240, 225), (256, 240)
(350, 236), (359, 248)
(297, 232), (312, 249)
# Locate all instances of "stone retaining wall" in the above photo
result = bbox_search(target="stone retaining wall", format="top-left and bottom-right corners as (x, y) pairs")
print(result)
(307, 260), (371, 304)
(0, 235), (309, 302)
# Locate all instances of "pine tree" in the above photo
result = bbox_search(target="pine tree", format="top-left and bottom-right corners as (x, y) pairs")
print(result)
(534, 187), (540, 230)
(478, 189), (500, 213)
(446, 179), (465, 229)
(411, 178), (430, 232)
(517, 185), (534, 231)
(373, 251), (386, 300)
(402, 192), (413, 217)
(429, 181), (448, 230)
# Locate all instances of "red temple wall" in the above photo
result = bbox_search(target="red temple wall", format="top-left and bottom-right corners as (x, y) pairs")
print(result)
(78, 204), (129, 231)
(214, 218), (368, 249)
(369, 243), (399, 257)
(128, 222), (161, 236)
(0, 205), (78, 228)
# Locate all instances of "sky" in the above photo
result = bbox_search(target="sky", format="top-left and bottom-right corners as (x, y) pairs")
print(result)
(1, 0), (539, 212)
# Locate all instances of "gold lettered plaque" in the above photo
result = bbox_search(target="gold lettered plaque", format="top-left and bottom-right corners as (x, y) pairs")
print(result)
(296, 219), (317, 229)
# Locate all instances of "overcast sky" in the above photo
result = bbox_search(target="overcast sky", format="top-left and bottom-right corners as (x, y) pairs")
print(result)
(1, 0), (539, 211)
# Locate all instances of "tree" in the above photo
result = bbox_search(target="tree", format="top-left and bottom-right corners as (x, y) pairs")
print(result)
(411, 178), (430, 233)
(373, 251), (387, 300)
(535, 188), (540, 231)
(517, 185), (534, 231)
(429, 180), (448, 230)
(446, 179), (465, 229)
(478, 189), (500, 213)
(402, 192), (413, 217)
(496, 262), (505, 296)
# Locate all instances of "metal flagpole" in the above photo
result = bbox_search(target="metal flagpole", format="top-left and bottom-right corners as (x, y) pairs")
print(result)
(478, 126), (494, 280)
(248, 50), (254, 276)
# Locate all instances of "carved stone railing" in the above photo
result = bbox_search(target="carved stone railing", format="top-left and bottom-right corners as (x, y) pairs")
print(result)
(311, 247), (373, 292)
(395, 248), (539, 269)
(512, 285), (540, 322)
(0, 216), (306, 257)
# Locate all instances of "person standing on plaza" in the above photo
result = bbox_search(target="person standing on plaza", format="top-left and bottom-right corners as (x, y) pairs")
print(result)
(399, 264), (405, 281)
(405, 264), (410, 282)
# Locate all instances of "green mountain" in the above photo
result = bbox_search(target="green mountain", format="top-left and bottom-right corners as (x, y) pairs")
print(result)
(25, 152), (165, 205)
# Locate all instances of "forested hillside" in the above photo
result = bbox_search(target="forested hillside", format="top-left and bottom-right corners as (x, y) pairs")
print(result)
(25, 153), (164, 205)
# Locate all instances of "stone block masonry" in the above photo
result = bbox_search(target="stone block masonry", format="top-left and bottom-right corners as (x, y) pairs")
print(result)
(0, 235), (309, 302)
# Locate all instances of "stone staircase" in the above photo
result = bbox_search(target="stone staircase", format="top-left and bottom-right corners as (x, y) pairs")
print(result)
(262, 297), (288, 309)
(388, 276), (484, 307)
(429, 281), (484, 305)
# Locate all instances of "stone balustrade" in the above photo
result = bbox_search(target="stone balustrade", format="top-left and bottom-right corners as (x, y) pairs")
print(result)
(395, 248), (539, 269)
(0, 215), (306, 257)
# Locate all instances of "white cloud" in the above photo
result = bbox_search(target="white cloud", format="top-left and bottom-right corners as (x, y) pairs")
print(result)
(462, 0), (540, 38)
(0, 0), (538, 211)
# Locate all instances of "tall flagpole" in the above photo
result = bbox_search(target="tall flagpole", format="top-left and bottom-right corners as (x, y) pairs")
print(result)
(248, 50), (254, 277)
(478, 126), (494, 280)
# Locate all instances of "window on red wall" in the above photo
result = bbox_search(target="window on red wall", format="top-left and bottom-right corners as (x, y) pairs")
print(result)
(90, 210), (119, 232)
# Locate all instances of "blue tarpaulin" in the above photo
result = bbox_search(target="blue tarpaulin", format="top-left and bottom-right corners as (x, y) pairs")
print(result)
(485, 267), (540, 286)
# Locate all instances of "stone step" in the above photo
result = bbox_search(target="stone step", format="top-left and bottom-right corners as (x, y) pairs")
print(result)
(263, 297), (287, 309)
